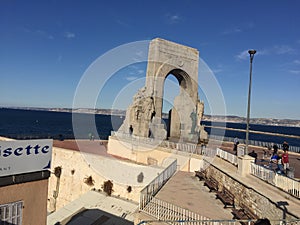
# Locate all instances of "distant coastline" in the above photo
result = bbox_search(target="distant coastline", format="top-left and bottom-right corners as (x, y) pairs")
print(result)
(2, 106), (299, 127)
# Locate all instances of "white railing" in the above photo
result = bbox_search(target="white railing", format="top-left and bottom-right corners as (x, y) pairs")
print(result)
(112, 131), (197, 154)
(250, 163), (300, 198)
(274, 173), (300, 198)
(200, 148), (237, 166)
(141, 197), (211, 224)
(111, 131), (161, 146)
(201, 147), (217, 158)
(137, 219), (300, 225)
(140, 159), (177, 210)
(209, 134), (300, 153)
(250, 163), (275, 184)
(216, 148), (238, 166)
(160, 140), (197, 153)
(176, 142), (197, 153)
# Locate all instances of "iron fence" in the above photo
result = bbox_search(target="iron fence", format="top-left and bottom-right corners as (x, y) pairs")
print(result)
(140, 159), (177, 210)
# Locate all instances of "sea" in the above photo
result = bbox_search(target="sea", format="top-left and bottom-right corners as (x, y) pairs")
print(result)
(0, 108), (299, 148)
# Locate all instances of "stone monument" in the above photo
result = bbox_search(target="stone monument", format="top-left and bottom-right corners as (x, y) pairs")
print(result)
(118, 38), (207, 143)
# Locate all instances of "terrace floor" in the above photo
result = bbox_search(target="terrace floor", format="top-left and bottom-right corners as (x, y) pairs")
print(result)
(155, 170), (234, 220)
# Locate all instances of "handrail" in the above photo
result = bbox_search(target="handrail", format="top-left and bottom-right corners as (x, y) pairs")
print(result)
(250, 163), (300, 198)
(137, 219), (300, 225)
(216, 148), (238, 165)
(140, 197), (209, 224)
(209, 134), (300, 153)
(139, 159), (177, 210)
(112, 131), (197, 153)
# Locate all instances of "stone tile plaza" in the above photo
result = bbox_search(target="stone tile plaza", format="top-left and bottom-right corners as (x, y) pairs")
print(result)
(1, 39), (299, 225)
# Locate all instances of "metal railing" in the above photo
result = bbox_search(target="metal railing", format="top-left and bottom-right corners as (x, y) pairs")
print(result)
(159, 141), (197, 153)
(200, 147), (237, 166)
(216, 148), (238, 165)
(200, 147), (217, 158)
(111, 131), (161, 146)
(250, 163), (300, 198)
(112, 131), (197, 154)
(140, 159), (177, 210)
(209, 135), (300, 153)
(274, 172), (300, 198)
(250, 163), (275, 184)
(140, 197), (210, 224)
(137, 219), (300, 225)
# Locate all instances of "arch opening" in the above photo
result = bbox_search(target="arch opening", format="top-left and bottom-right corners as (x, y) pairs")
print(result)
(161, 69), (194, 141)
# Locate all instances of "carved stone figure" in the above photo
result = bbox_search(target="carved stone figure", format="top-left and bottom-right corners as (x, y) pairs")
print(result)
(190, 110), (197, 134)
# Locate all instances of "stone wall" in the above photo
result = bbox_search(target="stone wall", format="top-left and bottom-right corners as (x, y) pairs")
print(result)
(205, 162), (298, 221)
(48, 146), (162, 212)
(108, 136), (203, 172)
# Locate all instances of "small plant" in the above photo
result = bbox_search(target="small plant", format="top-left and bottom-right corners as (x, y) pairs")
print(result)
(102, 180), (113, 196)
(127, 186), (132, 193)
(71, 169), (75, 175)
(54, 166), (62, 178)
(84, 175), (95, 186)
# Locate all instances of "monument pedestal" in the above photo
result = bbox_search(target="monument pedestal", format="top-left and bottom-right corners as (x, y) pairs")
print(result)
(237, 155), (255, 177)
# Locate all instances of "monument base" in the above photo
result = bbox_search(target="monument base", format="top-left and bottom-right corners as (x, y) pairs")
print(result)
(237, 155), (255, 177)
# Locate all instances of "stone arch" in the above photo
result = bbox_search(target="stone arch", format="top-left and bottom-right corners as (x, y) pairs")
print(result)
(118, 38), (207, 143)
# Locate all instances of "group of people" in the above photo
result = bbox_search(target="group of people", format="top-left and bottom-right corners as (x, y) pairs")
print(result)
(232, 137), (291, 175)
(270, 141), (290, 175)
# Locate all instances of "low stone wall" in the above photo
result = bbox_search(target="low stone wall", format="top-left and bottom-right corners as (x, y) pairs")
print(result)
(205, 161), (299, 221)
(108, 136), (203, 172)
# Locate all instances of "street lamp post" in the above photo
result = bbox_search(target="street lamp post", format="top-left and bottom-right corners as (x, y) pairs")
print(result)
(245, 49), (256, 155)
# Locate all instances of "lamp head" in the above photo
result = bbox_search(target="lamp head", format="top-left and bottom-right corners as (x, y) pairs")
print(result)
(248, 50), (257, 55)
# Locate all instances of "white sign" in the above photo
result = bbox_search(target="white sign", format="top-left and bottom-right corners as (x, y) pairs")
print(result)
(0, 139), (52, 177)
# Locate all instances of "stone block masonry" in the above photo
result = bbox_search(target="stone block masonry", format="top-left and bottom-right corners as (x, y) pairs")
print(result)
(204, 158), (299, 221)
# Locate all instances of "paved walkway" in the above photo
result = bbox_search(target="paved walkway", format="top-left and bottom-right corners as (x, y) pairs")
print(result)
(154, 157), (300, 220)
(155, 171), (234, 220)
(211, 157), (300, 218)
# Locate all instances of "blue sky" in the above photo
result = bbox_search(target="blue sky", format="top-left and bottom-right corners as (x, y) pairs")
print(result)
(1, 0), (300, 119)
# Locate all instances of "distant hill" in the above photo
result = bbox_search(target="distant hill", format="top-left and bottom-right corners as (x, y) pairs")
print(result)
(202, 115), (300, 127)
(2, 106), (299, 127)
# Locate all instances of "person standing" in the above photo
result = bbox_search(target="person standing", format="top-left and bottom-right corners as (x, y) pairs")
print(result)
(276, 150), (284, 174)
(248, 150), (258, 163)
(129, 125), (133, 135)
(282, 149), (289, 173)
(282, 141), (289, 151)
(233, 137), (239, 152)
(273, 143), (278, 155)
(270, 152), (279, 171)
